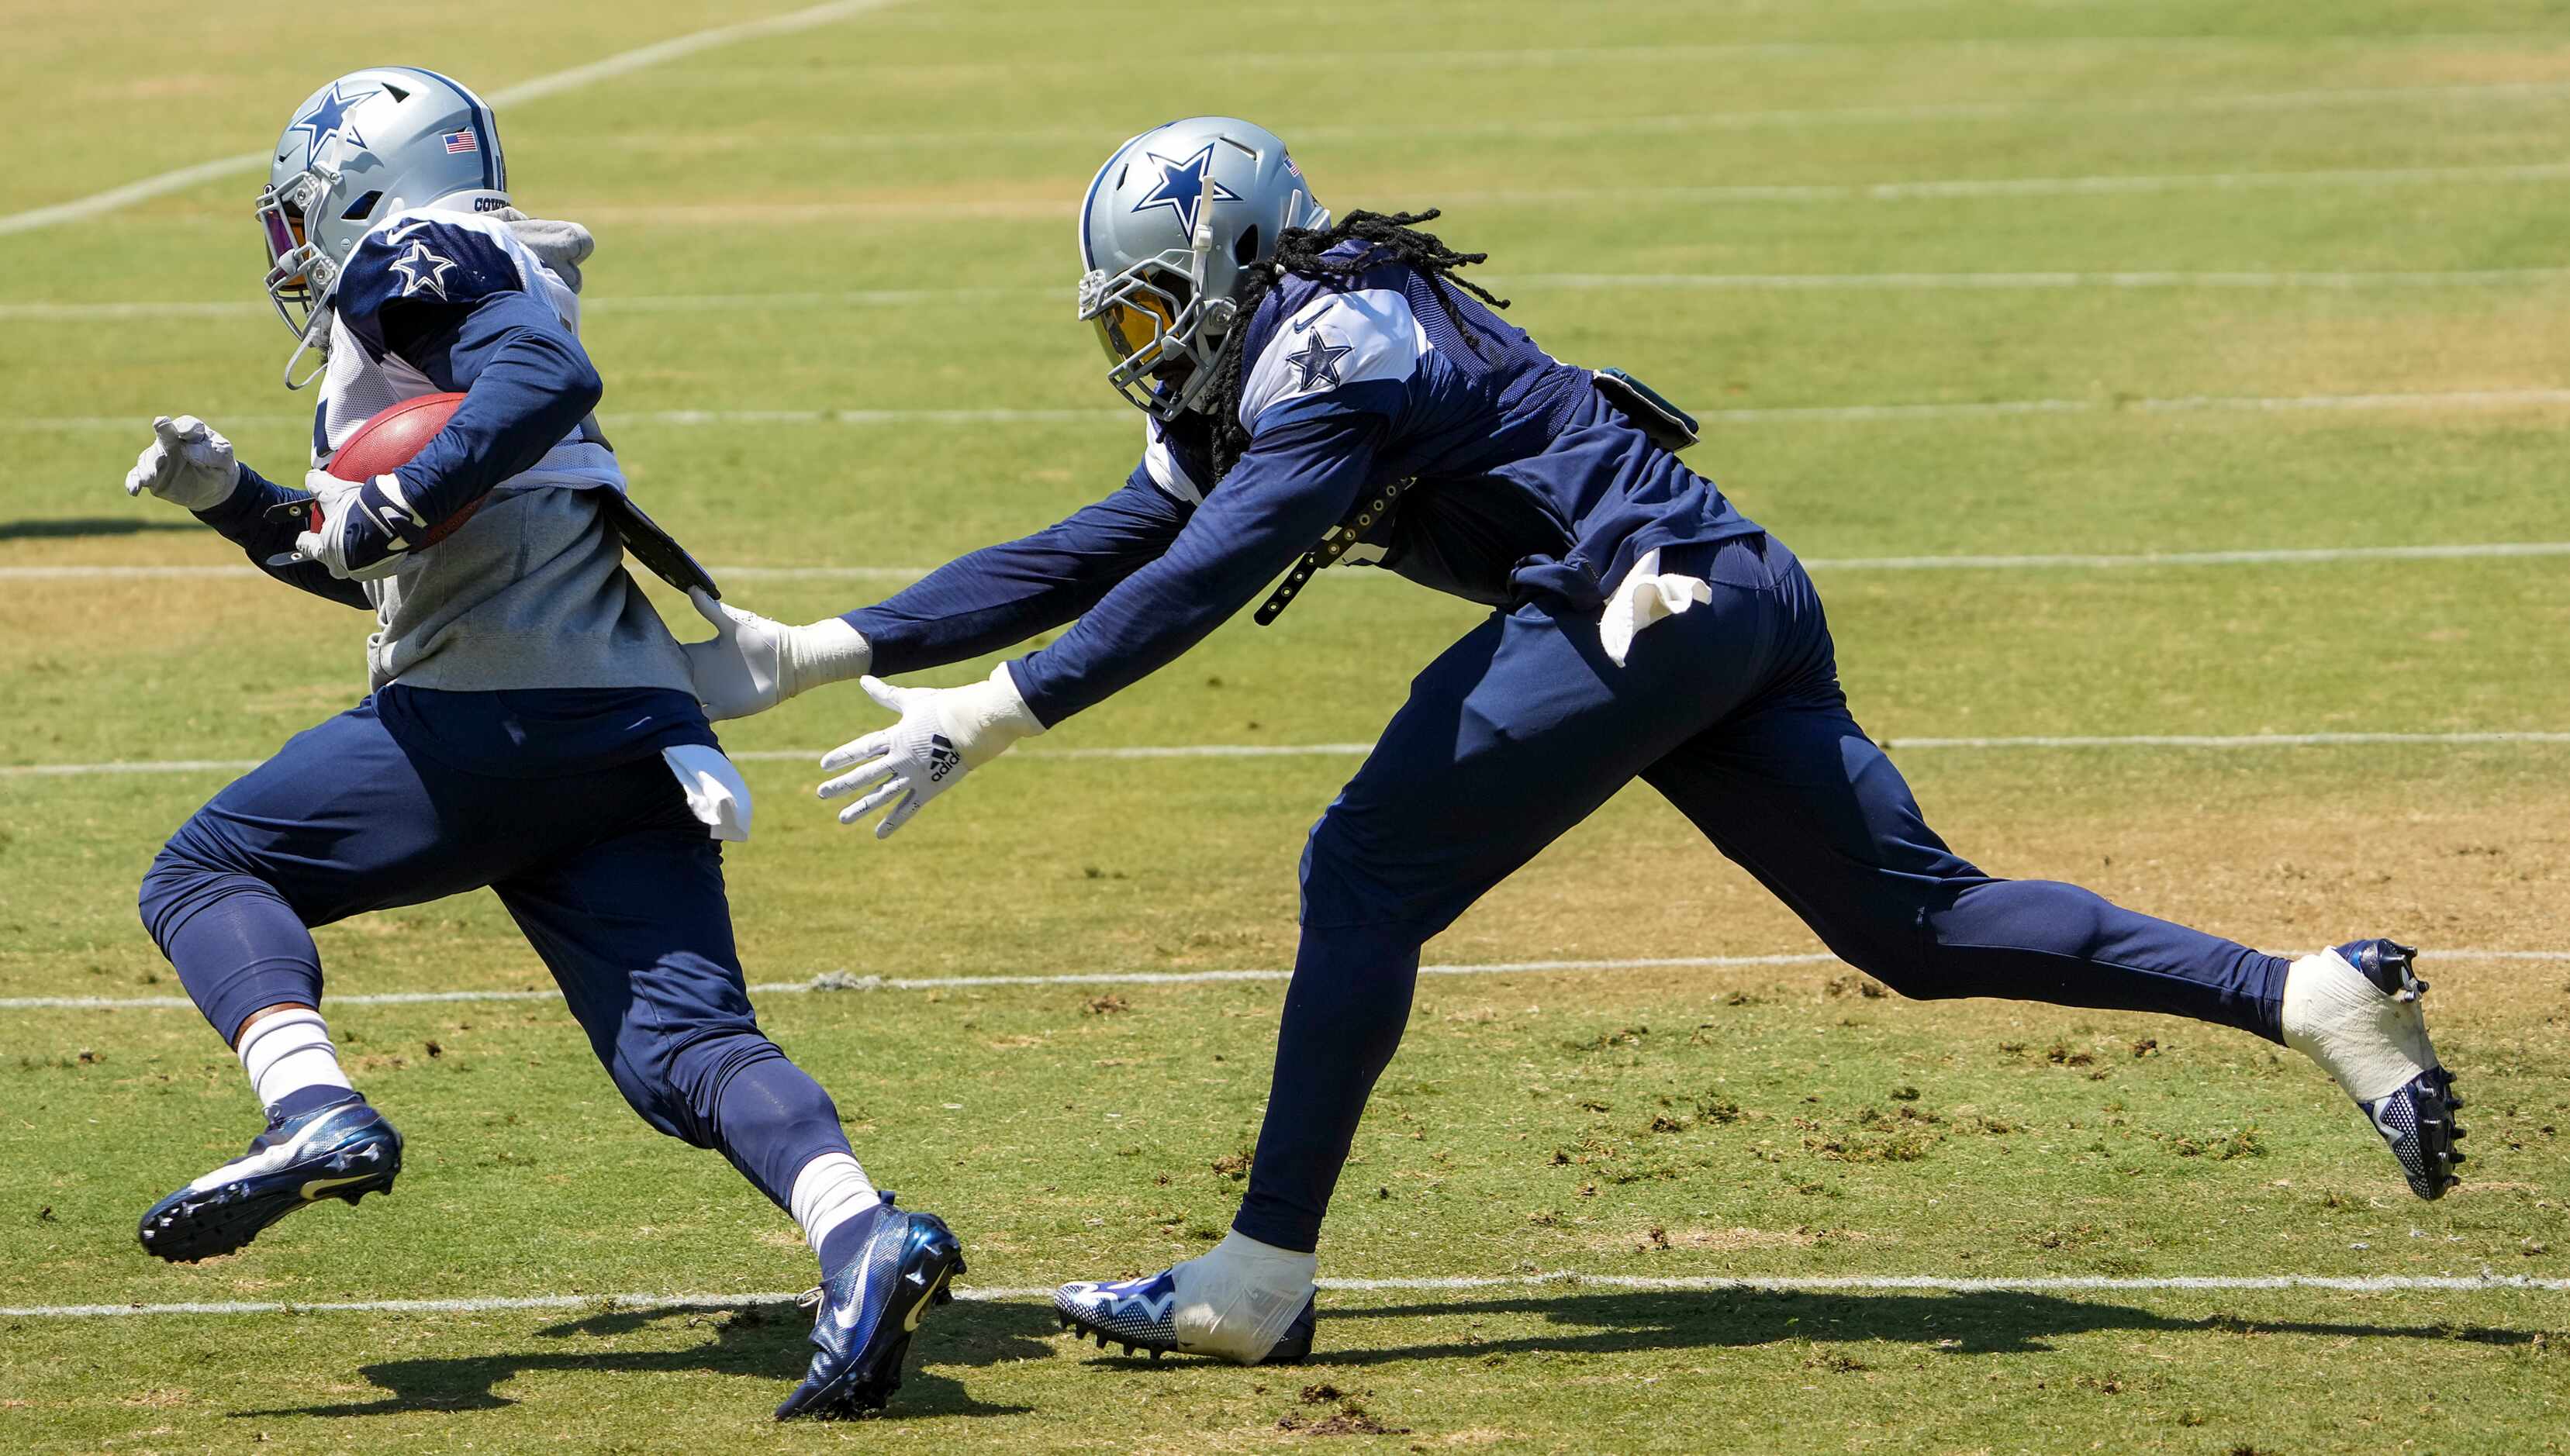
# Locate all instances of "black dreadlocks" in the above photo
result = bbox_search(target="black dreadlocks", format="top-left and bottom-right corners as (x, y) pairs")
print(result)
(1203, 209), (1510, 479)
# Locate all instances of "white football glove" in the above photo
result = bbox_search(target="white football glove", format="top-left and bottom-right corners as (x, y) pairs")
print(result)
(681, 589), (872, 723)
(123, 416), (240, 511)
(290, 468), (410, 582)
(816, 668), (1044, 838)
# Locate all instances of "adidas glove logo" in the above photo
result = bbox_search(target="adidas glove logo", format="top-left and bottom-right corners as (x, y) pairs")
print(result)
(924, 733), (962, 784)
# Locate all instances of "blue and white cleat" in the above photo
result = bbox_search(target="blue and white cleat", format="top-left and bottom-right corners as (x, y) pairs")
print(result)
(2282, 938), (2465, 1200)
(136, 1093), (402, 1262)
(775, 1193), (965, 1420)
(1054, 1255), (1318, 1365)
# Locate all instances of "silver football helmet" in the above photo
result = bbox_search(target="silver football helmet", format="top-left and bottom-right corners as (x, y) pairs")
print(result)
(1076, 117), (1329, 419)
(257, 67), (510, 386)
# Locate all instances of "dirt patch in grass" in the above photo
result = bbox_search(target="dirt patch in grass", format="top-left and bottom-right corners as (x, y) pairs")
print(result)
(1605, 1224), (1876, 1254)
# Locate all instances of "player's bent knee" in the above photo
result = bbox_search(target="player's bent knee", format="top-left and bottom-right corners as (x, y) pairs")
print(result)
(136, 841), (258, 954)
(1297, 814), (1434, 937)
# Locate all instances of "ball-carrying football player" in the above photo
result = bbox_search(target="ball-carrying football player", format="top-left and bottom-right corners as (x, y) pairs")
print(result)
(687, 116), (2461, 1367)
(121, 68), (955, 1418)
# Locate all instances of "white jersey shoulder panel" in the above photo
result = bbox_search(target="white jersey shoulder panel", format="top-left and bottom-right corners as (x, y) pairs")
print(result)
(1236, 287), (1429, 430)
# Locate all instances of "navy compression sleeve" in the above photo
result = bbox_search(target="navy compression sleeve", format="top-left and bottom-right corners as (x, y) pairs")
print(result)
(1003, 414), (1383, 726)
(192, 463), (370, 609)
(848, 474), (1193, 675)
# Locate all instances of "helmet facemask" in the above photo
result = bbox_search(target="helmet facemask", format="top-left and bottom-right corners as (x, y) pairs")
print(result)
(255, 164), (342, 385)
(1077, 250), (1239, 421)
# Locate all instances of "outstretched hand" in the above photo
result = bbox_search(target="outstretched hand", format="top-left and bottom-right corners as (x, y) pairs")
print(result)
(815, 670), (1044, 839)
(679, 589), (872, 723)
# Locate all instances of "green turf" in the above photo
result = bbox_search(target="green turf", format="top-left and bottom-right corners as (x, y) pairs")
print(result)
(5, 0), (2570, 1450)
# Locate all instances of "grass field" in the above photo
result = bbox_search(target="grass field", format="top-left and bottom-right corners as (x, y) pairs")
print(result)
(6, 0), (2570, 1451)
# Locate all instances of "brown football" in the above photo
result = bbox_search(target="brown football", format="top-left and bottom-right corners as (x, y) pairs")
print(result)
(325, 392), (475, 545)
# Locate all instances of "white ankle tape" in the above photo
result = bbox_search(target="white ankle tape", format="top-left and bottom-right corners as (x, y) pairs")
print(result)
(789, 1152), (879, 1254)
(237, 1008), (352, 1106)
(2280, 950), (2436, 1103)
(1172, 1230), (1319, 1361)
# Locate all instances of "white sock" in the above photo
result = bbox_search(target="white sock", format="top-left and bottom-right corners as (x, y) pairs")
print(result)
(1171, 1230), (1319, 1362)
(2280, 948), (2437, 1103)
(789, 1151), (880, 1258)
(237, 1007), (354, 1109)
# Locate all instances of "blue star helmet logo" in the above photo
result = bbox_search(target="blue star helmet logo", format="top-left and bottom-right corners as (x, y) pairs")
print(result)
(1128, 143), (1242, 237)
(1283, 330), (1354, 393)
(284, 82), (380, 169)
(387, 240), (456, 300)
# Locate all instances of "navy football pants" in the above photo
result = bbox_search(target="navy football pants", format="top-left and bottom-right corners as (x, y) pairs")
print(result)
(136, 701), (850, 1210)
(1234, 535), (2288, 1251)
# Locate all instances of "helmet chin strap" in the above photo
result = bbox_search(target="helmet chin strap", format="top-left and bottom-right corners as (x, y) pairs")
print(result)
(281, 313), (330, 392)
(1167, 202), (1231, 418)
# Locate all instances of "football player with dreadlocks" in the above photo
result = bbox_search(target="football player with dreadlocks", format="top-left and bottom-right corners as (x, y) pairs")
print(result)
(686, 116), (2462, 1366)
(119, 68), (957, 1418)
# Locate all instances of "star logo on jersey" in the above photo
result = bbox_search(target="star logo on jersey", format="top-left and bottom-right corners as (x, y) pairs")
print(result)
(1128, 143), (1240, 236)
(1282, 331), (1353, 393)
(282, 82), (378, 168)
(386, 241), (456, 300)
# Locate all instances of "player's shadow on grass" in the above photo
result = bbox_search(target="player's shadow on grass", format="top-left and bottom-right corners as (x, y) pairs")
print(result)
(233, 1298), (1054, 1420)
(0, 516), (198, 540)
(1293, 1289), (2544, 1365)
(1065, 1288), (2543, 1371)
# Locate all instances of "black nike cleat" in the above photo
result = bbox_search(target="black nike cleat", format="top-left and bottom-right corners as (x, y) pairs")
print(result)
(136, 1094), (402, 1262)
(775, 1193), (965, 1420)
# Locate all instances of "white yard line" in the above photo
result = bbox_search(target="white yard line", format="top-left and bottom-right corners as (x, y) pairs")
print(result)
(12, 385), (2570, 436)
(6, 539), (2568, 588)
(0, 0), (909, 237)
(529, 80), (2570, 155)
(7, 948), (2565, 1013)
(1454, 160), (2570, 204)
(1891, 732), (2570, 750)
(360, 160), (2570, 226)
(1520, 268), (2570, 291)
(7, 1270), (2565, 1320)
(15, 263), (2570, 325)
(6, 731), (2570, 785)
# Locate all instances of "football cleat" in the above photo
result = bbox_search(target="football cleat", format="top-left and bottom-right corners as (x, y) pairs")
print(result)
(775, 1193), (965, 1420)
(2283, 939), (2465, 1200)
(136, 1093), (401, 1262)
(1053, 1267), (1318, 1365)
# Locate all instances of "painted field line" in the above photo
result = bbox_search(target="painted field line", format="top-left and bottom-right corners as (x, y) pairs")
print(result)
(1519, 268), (2570, 292)
(1798, 543), (2570, 570)
(512, 161), (2570, 225)
(1244, 36), (2555, 70)
(12, 948), (2568, 1013)
(1454, 160), (2570, 205)
(535, 80), (2570, 155)
(19, 267), (2570, 329)
(0, 0), (908, 237)
(1891, 732), (2570, 750)
(9, 157), (2568, 268)
(0, 288), (1052, 323)
(0, 954), (1850, 1010)
(10, 730), (2570, 787)
(10, 1270), (2567, 1320)
(16, 385), (2570, 439)
(10, 540), (2570, 590)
